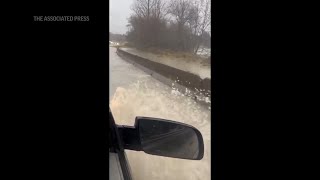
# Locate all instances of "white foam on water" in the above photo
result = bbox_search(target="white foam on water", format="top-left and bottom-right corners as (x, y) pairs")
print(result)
(110, 79), (211, 180)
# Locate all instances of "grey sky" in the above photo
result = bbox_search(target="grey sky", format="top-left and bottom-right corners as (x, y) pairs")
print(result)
(110, 0), (133, 35)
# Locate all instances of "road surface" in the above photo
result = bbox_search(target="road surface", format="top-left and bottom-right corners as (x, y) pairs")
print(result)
(109, 47), (211, 180)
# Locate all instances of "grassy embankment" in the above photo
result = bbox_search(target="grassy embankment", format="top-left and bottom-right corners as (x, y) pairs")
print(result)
(121, 43), (211, 66)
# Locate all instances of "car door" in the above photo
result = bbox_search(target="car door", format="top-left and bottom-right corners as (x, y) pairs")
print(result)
(109, 109), (133, 180)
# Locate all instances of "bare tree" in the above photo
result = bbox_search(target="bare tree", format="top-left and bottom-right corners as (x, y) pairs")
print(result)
(168, 0), (192, 25)
(127, 0), (211, 53)
(131, 0), (151, 19)
(128, 0), (168, 48)
(167, 0), (193, 50)
(188, 0), (211, 54)
(131, 0), (167, 19)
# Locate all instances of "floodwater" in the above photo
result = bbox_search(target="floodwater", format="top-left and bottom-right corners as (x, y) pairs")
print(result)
(109, 47), (211, 180)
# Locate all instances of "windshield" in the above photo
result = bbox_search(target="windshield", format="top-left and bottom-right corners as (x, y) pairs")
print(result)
(110, 0), (212, 179)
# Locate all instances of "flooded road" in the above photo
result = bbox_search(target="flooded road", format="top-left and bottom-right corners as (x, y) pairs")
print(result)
(109, 47), (211, 180)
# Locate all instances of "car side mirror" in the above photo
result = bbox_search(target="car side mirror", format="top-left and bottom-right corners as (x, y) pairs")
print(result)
(117, 117), (204, 160)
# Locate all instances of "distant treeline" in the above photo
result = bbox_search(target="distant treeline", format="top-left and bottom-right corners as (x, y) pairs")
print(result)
(109, 32), (126, 42)
(126, 0), (211, 54)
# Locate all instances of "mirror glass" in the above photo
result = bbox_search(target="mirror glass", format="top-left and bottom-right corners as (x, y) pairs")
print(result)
(137, 117), (204, 160)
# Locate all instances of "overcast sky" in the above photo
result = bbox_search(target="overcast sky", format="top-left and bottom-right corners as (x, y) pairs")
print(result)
(110, 0), (133, 35)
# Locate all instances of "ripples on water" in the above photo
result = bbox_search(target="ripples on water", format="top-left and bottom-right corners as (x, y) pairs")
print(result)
(110, 79), (211, 180)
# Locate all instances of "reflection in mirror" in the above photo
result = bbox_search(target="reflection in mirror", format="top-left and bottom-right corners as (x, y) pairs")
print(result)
(137, 117), (204, 160)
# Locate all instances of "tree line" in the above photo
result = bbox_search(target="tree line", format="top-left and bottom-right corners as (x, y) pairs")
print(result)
(110, 32), (126, 42)
(126, 0), (211, 54)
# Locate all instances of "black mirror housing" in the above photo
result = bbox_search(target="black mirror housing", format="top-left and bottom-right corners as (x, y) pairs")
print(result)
(117, 117), (204, 160)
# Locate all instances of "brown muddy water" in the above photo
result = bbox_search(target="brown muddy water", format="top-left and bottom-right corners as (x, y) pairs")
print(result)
(109, 47), (211, 180)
